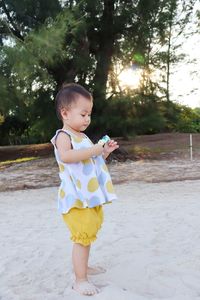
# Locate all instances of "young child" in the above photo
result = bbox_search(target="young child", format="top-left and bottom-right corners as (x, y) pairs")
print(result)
(51, 83), (119, 296)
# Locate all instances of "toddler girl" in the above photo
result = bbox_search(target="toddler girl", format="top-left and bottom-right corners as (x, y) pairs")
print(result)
(51, 83), (119, 296)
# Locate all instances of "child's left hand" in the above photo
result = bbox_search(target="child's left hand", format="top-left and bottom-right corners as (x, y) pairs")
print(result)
(104, 139), (119, 154)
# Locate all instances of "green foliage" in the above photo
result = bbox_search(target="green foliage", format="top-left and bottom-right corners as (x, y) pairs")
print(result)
(88, 95), (200, 138)
(88, 94), (166, 137)
(0, 115), (28, 144)
(102, 96), (137, 137)
(4, 9), (78, 82)
(134, 97), (166, 134)
(0, 0), (199, 145)
(175, 106), (200, 133)
(0, 114), (4, 125)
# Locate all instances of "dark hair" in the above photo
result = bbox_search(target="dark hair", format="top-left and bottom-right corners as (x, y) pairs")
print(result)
(55, 83), (93, 120)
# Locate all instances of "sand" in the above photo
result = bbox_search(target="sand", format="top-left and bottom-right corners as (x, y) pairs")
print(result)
(2, 158), (200, 192)
(1, 180), (200, 300)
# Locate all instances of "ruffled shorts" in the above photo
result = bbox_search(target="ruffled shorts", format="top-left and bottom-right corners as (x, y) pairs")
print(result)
(62, 205), (104, 246)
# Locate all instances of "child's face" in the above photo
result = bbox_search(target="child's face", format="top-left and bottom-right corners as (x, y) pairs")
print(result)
(61, 96), (93, 132)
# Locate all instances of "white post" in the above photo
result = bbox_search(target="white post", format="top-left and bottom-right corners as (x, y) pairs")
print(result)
(190, 134), (193, 161)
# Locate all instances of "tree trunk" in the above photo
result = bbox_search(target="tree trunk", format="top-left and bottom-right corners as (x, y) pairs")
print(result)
(93, 0), (115, 107)
(166, 5), (173, 103)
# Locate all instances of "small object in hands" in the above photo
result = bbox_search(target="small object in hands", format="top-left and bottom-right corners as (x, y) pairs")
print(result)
(98, 135), (110, 146)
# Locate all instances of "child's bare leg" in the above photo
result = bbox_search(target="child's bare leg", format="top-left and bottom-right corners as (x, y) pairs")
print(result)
(72, 243), (89, 280)
(72, 243), (99, 295)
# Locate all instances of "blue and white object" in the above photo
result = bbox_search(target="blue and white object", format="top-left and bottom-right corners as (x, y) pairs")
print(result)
(98, 135), (111, 146)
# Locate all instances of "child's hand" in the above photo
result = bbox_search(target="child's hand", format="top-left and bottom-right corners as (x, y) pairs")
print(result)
(104, 139), (119, 154)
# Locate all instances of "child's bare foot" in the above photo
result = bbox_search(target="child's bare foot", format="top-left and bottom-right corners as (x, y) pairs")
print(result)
(72, 280), (100, 296)
(87, 266), (106, 275)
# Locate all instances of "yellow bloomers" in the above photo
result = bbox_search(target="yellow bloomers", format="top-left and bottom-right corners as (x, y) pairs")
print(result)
(62, 205), (104, 246)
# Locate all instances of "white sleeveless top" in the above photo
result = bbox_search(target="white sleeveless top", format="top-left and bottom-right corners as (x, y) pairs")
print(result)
(51, 129), (117, 214)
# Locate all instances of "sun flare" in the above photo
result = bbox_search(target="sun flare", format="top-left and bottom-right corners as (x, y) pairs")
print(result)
(118, 67), (142, 89)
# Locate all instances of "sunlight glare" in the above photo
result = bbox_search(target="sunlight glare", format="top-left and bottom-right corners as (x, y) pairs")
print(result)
(118, 67), (142, 89)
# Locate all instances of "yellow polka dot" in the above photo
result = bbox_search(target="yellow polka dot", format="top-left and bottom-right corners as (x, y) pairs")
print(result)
(73, 135), (83, 143)
(59, 164), (65, 172)
(60, 189), (65, 198)
(74, 199), (83, 208)
(87, 177), (99, 192)
(76, 179), (81, 189)
(106, 181), (114, 193)
(82, 159), (91, 165)
(102, 163), (108, 172)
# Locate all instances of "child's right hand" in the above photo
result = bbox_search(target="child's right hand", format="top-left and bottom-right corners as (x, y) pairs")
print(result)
(93, 144), (104, 156)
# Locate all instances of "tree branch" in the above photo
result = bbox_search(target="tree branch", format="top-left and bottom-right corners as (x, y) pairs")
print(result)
(1, 0), (24, 41)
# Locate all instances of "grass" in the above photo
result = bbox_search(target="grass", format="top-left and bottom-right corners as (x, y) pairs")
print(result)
(130, 145), (193, 154)
(0, 157), (39, 166)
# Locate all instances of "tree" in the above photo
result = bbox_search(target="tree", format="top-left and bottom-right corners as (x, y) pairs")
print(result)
(151, 0), (195, 102)
(0, 0), (199, 144)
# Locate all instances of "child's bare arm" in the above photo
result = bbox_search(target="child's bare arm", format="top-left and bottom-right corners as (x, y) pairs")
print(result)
(56, 132), (104, 163)
(102, 151), (110, 160)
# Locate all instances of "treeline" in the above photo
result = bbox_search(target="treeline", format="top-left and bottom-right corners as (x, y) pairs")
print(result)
(0, 0), (199, 145)
(1, 95), (200, 145)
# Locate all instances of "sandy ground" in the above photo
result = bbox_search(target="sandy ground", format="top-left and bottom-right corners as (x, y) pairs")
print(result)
(1, 158), (200, 192)
(1, 180), (200, 300)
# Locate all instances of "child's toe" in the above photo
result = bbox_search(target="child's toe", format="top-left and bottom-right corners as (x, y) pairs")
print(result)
(72, 280), (100, 296)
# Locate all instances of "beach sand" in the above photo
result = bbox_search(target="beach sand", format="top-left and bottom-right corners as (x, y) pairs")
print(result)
(1, 180), (200, 300)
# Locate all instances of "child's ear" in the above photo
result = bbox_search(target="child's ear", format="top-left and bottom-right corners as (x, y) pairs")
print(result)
(60, 107), (69, 120)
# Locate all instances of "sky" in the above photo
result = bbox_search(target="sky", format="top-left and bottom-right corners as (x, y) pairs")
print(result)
(119, 2), (200, 109)
(171, 31), (200, 108)
(170, 2), (200, 108)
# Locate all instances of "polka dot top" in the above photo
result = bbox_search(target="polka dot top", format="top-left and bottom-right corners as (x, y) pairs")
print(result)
(51, 129), (117, 214)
